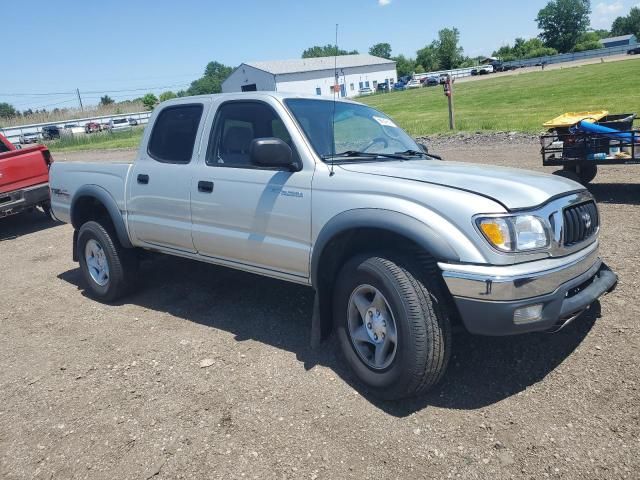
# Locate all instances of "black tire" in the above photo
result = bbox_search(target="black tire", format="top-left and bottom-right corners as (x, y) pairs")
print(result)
(574, 163), (597, 184)
(553, 164), (597, 185)
(553, 168), (581, 183)
(77, 221), (138, 302)
(333, 254), (451, 400)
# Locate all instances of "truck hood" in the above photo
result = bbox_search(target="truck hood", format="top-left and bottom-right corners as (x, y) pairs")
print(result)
(338, 159), (583, 210)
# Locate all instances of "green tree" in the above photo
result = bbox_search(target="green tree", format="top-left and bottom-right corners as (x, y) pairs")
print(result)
(416, 44), (438, 71)
(176, 90), (188, 98)
(369, 42), (392, 59)
(433, 27), (464, 70)
(572, 31), (603, 52)
(159, 91), (177, 102)
(610, 7), (640, 38)
(187, 61), (233, 95)
(0, 102), (17, 118)
(99, 95), (114, 106)
(592, 29), (610, 39)
(414, 64), (425, 74)
(391, 54), (416, 78)
(536, 0), (591, 53)
(301, 44), (359, 58)
(142, 93), (158, 110)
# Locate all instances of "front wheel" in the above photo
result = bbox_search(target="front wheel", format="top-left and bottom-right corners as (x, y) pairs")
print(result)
(333, 255), (451, 400)
(77, 221), (138, 302)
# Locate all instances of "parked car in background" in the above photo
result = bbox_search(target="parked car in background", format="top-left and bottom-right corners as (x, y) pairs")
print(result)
(376, 83), (389, 93)
(109, 118), (132, 132)
(0, 133), (53, 218)
(19, 132), (41, 144)
(41, 126), (61, 140)
(393, 82), (406, 91)
(478, 64), (494, 75)
(357, 87), (374, 96)
(128, 118), (139, 126)
(628, 46), (640, 55)
(85, 122), (102, 134)
(405, 79), (421, 89)
(50, 92), (617, 400)
(422, 76), (439, 87)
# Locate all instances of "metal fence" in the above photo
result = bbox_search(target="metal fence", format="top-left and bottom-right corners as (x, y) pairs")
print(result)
(503, 43), (636, 69)
(411, 43), (637, 84)
(0, 111), (152, 145)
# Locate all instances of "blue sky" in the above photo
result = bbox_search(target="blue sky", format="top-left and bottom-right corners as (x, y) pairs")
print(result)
(1, 0), (637, 110)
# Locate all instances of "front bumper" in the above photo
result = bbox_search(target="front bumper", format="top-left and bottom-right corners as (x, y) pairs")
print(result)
(439, 241), (618, 335)
(0, 183), (50, 218)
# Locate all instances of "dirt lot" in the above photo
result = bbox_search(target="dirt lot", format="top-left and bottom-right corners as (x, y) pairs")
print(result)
(1, 137), (639, 479)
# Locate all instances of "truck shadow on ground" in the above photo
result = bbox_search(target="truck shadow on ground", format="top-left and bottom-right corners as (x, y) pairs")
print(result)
(58, 254), (599, 417)
(0, 210), (59, 241)
(588, 182), (640, 205)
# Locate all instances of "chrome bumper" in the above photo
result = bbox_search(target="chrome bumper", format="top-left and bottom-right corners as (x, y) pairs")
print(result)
(438, 241), (617, 336)
(438, 241), (599, 301)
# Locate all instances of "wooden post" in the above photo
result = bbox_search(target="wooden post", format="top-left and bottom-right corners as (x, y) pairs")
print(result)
(447, 76), (455, 130)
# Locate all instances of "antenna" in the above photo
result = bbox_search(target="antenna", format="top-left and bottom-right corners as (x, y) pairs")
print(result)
(330, 23), (338, 177)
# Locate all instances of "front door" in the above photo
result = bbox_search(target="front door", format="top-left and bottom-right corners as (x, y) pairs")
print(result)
(127, 103), (205, 253)
(190, 100), (313, 278)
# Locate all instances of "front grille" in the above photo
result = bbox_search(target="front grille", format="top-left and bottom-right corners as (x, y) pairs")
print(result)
(563, 201), (599, 246)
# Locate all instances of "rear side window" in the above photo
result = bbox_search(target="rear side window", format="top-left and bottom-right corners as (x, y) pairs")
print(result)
(148, 104), (203, 164)
(0, 139), (10, 153)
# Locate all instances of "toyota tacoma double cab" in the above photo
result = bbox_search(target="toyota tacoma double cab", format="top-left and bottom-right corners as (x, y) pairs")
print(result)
(0, 132), (53, 218)
(49, 93), (617, 400)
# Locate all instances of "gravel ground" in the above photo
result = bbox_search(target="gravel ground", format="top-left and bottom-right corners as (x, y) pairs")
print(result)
(1, 138), (639, 479)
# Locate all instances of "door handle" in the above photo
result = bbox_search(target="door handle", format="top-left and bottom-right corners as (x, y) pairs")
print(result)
(198, 180), (214, 193)
(137, 174), (149, 184)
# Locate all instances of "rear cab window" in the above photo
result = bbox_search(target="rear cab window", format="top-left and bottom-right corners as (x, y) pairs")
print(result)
(148, 104), (204, 164)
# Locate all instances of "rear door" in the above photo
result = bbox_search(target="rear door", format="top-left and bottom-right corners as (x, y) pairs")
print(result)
(190, 99), (313, 278)
(126, 102), (206, 253)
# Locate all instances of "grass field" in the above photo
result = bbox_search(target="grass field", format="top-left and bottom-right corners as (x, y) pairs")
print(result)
(361, 59), (640, 136)
(48, 127), (144, 152)
(47, 60), (640, 152)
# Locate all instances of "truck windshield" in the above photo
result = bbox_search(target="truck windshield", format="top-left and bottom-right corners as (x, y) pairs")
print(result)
(284, 99), (424, 161)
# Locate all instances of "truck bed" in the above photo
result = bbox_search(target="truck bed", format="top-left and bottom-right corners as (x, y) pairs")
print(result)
(49, 161), (133, 224)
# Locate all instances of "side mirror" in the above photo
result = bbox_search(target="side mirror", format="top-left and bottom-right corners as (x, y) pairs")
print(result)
(250, 138), (297, 170)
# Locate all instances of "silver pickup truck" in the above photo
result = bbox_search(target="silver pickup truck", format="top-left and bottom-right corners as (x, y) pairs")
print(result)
(50, 93), (617, 400)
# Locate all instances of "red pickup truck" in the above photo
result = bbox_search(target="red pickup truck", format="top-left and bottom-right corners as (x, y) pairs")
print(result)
(0, 133), (53, 218)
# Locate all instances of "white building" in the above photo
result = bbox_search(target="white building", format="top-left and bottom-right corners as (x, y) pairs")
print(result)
(222, 54), (397, 98)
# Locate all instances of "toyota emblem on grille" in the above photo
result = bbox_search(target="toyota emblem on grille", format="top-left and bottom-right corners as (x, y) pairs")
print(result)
(581, 212), (592, 229)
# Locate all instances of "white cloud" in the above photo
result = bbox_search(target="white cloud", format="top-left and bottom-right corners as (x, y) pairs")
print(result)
(591, 1), (624, 29)
(378, 0), (392, 6)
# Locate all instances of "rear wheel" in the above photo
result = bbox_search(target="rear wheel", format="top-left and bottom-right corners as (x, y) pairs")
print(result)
(333, 254), (451, 400)
(554, 164), (597, 185)
(77, 221), (138, 302)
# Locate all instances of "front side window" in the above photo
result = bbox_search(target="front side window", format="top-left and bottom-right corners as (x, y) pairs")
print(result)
(148, 104), (203, 164)
(206, 101), (295, 168)
(285, 98), (422, 161)
(0, 139), (10, 153)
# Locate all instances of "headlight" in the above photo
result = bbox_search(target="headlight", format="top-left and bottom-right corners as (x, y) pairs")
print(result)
(477, 215), (549, 252)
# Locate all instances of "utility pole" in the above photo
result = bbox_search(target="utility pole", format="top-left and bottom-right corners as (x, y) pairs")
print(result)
(76, 88), (84, 112)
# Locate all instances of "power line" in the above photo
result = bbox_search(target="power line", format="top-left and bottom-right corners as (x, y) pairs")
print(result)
(1, 82), (191, 97)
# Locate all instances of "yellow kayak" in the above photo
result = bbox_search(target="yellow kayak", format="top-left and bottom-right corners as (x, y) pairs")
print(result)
(543, 111), (609, 128)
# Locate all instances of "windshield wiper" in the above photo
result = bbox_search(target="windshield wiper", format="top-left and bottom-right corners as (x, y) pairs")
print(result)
(321, 150), (409, 161)
(395, 149), (443, 160)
